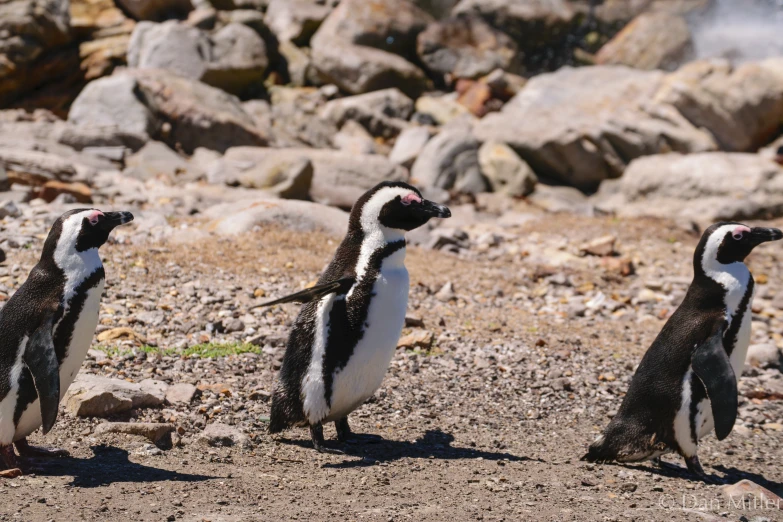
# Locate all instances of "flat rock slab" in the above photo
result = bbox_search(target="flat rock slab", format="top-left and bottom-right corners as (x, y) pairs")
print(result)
(94, 422), (175, 444)
(65, 374), (167, 417)
(166, 383), (199, 405)
(197, 423), (251, 449)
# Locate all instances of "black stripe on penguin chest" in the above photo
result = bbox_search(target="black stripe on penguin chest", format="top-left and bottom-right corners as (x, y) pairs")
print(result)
(687, 278), (754, 441)
(321, 241), (405, 408)
(13, 268), (105, 424)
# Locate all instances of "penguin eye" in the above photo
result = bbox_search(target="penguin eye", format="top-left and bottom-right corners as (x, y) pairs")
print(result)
(732, 232), (744, 241)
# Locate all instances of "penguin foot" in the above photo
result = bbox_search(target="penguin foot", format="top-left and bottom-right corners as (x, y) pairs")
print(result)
(14, 438), (69, 458)
(0, 445), (20, 474)
(652, 457), (683, 472)
(310, 424), (344, 455)
(685, 456), (722, 484)
(335, 417), (351, 443)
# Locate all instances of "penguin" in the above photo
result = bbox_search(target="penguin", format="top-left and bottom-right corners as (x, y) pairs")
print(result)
(0, 209), (133, 472)
(258, 181), (450, 452)
(583, 222), (782, 482)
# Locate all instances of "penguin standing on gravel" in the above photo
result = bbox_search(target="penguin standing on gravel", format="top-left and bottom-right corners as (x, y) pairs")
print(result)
(0, 209), (133, 473)
(259, 181), (450, 452)
(583, 222), (782, 482)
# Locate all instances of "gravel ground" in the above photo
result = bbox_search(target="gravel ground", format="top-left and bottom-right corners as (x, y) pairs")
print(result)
(1, 212), (782, 521)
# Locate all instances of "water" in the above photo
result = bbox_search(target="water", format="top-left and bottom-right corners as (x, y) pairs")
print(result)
(689, 0), (783, 63)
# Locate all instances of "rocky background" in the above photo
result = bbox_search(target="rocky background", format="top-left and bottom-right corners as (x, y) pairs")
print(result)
(2, 0), (783, 520)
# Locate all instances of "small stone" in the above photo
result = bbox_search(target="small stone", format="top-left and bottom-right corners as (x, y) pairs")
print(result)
(578, 235), (617, 257)
(0, 200), (21, 219)
(397, 330), (434, 350)
(435, 282), (456, 302)
(198, 423), (251, 449)
(224, 319), (245, 334)
(166, 383), (198, 405)
(745, 344), (782, 369)
(620, 483), (638, 493)
(38, 181), (92, 204)
(94, 422), (175, 444)
(720, 479), (783, 509)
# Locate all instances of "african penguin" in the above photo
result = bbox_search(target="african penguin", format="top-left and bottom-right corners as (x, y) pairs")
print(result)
(0, 209), (133, 472)
(583, 222), (782, 482)
(259, 181), (450, 453)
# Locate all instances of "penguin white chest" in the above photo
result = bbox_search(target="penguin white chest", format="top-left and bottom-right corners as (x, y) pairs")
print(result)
(326, 253), (409, 422)
(14, 281), (104, 440)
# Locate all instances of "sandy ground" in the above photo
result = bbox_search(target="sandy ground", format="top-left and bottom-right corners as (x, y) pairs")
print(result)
(1, 213), (782, 522)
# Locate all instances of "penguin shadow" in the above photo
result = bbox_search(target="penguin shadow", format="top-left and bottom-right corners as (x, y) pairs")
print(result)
(23, 445), (215, 488)
(280, 429), (536, 469)
(620, 460), (783, 489)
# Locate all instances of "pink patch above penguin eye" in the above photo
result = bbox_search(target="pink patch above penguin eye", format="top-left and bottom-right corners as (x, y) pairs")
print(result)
(732, 225), (751, 240)
(88, 210), (104, 225)
(401, 193), (421, 206)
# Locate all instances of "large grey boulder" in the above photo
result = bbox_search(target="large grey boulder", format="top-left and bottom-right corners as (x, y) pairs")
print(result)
(417, 14), (517, 80)
(69, 70), (267, 153)
(411, 129), (487, 194)
(595, 11), (691, 71)
(128, 21), (267, 95)
(203, 197), (349, 237)
(654, 58), (783, 152)
(474, 65), (716, 190)
(64, 375), (166, 417)
(264, 0), (332, 45)
(216, 146), (408, 207)
(319, 88), (414, 138)
(310, 0), (432, 97)
(0, 0), (74, 108)
(593, 152), (783, 223)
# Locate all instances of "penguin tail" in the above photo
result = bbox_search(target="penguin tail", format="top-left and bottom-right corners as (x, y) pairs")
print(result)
(268, 388), (302, 434)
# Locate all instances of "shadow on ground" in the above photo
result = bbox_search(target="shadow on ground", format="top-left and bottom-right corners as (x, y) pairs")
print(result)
(24, 445), (216, 487)
(278, 429), (537, 469)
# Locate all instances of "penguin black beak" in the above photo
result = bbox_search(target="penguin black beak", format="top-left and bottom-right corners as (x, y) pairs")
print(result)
(418, 200), (451, 219)
(750, 227), (783, 245)
(101, 211), (134, 230)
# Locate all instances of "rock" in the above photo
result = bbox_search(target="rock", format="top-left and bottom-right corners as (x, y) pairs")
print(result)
(115, 0), (193, 21)
(198, 422), (251, 449)
(435, 281), (455, 302)
(411, 129), (487, 194)
(745, 344), (782, 369)
(94, 422), (175, 444)
(37, 180), (92, 203)
(720, 480), (783, 510)
(527, 185), (594, 216)
(397, 330), (434, 350)
(129, 69), (267, 153)
(415, 93), (471, 125)
(595, 12), (691, 71)
(204, 197), (349, 236)
(68, 74), (159, 140)
(333, 121), (379, 155)
(139, 379), (168, 403)
(229, 155), (314, 200)
(593, 152), (783, 223)
(417, 13), (516, 80)
(0, 248), (6, 264)
(128, 21), (267, 96)
(477, 141), (536, 197)
(0, 168), (8, 192)
(0, 201), (21, 219)
(277, 40), (314, 87)
(166, 383), (198, 404)
(264, 0), (331, 45)
(65, 374), (165, 417)
(217, 146), (407, 208)
(124, 141), (189, 181)
(474, 66), (716, 190)
(0, 148), (77, 185)
(456, 79), (498, 118)
(578, 235), (617, 257)
(319, 89), (414, 139)
(389, 127), (432, 168)
(654, 59), (783, 152)
(310, 0), (432, 97)
(96, 326), (145, 343)
(0, 0), (76, 110)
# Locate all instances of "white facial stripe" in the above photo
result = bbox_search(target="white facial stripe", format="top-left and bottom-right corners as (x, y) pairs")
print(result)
(54, 211), (103, 309)
(701, 224), (752, 322)
(351, 187), (412, 299)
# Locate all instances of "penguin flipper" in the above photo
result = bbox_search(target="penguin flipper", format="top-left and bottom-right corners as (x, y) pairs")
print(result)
(255, 277), (355, 308)
(23, 313), (60, 435)
(691, 325), (737, 441)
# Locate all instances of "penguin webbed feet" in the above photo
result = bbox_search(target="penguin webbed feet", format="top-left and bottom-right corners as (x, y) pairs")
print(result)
(14, 438), (69, 458)
(684, 455), (724, 485)
(310, 424), (345, 455)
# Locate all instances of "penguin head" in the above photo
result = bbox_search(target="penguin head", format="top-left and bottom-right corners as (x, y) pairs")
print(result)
(698, 222), (782, 266)
(350, 181), (451, 235)
(44, 209), (135, 256)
